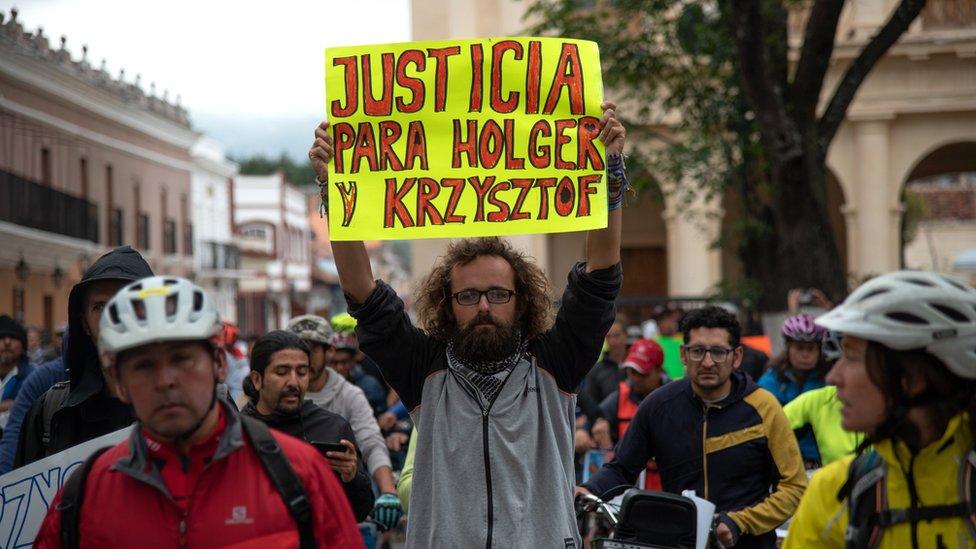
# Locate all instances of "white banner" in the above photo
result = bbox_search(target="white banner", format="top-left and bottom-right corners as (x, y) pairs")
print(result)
(0, 427), (130, 548)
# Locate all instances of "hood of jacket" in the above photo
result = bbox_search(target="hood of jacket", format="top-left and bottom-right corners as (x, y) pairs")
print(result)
(65, 246), (153, 400)
(317, 367), (347, 406)
(240, 399), (318, 433)
(241, 399), (354, 447)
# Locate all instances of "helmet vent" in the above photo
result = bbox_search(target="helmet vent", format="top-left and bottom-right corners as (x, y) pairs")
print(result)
(931, 304), (969, 323)
(902, 277), (934, 287)
(133, 300), (147, 321)
(130, 283), (143, 292)
(885, 311), (928, 325)
(164, 279), (178, 286)
(108, 304), (120, 325)
(941, 276), (969, 293)
(193, 291), (204, 312)
(165, 294), (178, 317)
(859, 288), (890, 302)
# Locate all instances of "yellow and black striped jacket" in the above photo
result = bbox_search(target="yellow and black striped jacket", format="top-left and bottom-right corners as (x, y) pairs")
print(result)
(583, 370), (807, 548)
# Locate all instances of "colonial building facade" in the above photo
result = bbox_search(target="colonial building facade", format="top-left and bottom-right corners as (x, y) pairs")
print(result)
(409, 0), (976, 296)
(0, 9), (197, 333)
(191, 136), (242, 323)
(233, 173), (311, 338)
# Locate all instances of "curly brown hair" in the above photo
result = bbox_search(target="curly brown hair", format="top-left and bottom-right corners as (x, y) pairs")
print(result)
(415, 237), (553, 342)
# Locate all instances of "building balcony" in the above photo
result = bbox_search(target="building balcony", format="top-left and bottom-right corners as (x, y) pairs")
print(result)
(0, 168), (98, 243)
(237, 232), (274, 257)
(196, 240), (243, 276)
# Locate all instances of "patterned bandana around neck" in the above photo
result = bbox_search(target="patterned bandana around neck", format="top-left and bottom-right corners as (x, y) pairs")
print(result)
(446, 335), (528, 408)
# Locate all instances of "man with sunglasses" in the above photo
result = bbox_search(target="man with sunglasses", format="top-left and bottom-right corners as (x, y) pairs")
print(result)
(578, 306), (806, 548)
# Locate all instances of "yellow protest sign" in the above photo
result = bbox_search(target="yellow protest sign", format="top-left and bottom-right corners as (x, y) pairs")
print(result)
(325, 37), (606, 241)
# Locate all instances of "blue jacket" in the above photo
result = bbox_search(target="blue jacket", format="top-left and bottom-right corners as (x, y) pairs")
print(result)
(0, 356), (65, 473)
(757, 367), (825, 463)
(0, 356), (34, 403)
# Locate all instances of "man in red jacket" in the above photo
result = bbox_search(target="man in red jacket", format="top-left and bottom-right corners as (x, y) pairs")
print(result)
(35, 276), (362, 548)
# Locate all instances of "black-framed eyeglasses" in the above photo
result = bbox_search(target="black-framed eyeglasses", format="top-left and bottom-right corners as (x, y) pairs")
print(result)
(451, 288), (516, 306)
(683, 345), (736, 363)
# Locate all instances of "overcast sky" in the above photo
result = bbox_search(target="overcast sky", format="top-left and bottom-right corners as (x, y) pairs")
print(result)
(3, 0), (412, 158)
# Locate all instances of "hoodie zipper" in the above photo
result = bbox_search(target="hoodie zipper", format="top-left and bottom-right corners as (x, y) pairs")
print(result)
(701, 404), (710, 500)
(905, 454), (920, 549)
(477, 364), (520, 549)
(483, 409), (493, 549)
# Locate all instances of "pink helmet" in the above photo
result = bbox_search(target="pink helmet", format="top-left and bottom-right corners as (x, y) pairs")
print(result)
(781, 314), (826, 342)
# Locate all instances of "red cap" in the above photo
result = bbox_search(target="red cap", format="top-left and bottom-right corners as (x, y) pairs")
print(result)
(622, 339), (664, 375)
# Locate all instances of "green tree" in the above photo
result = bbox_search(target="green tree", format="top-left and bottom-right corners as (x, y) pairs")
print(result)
(234, 152), (317, 187)
(527, 0), (925, 309)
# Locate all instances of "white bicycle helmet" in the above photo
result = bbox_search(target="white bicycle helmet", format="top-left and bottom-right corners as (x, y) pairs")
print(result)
(815, 270), (976, 379)
(99, 276), (221, 367)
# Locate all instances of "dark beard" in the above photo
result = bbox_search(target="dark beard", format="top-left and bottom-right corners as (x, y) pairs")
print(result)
(451, 316), (519, 369)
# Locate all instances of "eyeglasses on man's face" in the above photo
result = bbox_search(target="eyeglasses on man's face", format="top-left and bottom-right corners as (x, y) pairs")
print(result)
(451, 288), (516, 306)
(683, 345), (736, 363)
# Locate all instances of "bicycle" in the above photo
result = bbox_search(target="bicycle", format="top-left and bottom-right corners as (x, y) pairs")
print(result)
(575, 489), (701, 549)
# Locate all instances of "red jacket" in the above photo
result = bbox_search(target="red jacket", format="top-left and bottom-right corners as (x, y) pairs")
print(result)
(616, 381), (662, 491)
(35, 404), (363, 549)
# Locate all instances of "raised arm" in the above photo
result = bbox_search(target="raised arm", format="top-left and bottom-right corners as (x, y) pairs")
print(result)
(586, 101), (625, 272)
(309, 121), (376, 303)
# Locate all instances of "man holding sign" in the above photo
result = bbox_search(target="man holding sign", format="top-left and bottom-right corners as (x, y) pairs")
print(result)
(310, 36), (626, 549)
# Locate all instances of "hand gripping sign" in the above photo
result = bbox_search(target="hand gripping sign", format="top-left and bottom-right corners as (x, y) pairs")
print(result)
(325, 37), (607, 241)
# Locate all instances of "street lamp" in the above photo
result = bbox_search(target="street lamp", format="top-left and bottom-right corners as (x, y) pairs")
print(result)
(15, 258), (30, 282)
(51, 265), (65, 287)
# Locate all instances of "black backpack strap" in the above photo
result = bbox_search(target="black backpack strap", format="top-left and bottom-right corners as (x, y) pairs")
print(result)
(42, 382), (71, 452)
(963, 448), (976, 541)
(56, 446), (111, 549)
(239, 415), (316, 549)
(844, 446), (976, 548)
(842, 451), (886, 549)
(874, 503), (973, 527)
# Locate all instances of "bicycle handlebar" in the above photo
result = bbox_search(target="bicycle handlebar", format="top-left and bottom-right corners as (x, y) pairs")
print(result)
(574, 493), (619, 526)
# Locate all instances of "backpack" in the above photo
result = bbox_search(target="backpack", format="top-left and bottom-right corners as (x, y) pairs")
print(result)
(40, 381), (71, 452)
(841, 446), (976, 548)
(55, 415), (316, 549)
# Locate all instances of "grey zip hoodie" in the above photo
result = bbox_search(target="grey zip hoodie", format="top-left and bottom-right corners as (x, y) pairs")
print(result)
(351, 262), (621, 549)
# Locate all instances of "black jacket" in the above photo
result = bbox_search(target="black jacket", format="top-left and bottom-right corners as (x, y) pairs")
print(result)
(583, 356), (625, 406)
(582, 371), (807, 548)
(15, 246), (153, 468)
(241, 399), (375, 522)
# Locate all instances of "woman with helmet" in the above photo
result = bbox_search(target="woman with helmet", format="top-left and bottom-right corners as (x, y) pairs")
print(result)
(784, 270), (976, 548)
(758, 313), (830, 465)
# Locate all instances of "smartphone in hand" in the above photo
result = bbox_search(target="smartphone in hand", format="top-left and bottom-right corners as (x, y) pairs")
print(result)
(310, 441), (348, 455)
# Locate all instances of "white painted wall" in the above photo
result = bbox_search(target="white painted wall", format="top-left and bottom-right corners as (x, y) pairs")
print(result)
(191, 136), (240, 322)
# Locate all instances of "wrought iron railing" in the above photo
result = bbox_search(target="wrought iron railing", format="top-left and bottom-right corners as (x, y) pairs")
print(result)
(0, 168), (99, 242)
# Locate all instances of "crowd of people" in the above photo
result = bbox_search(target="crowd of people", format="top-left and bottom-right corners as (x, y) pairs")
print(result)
(0, 103), (971, 549)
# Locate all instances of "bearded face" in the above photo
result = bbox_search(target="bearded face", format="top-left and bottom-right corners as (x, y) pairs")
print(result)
(0, 337), (24, 367)
(451, 312), (520, 366)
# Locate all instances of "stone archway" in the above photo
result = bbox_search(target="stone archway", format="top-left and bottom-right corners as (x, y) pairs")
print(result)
(900, 140), (976, 274)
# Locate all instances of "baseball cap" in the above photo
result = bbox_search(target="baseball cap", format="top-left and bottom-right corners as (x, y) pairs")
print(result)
(622, 339), (664, 375)
(287, 314), (333, 345)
